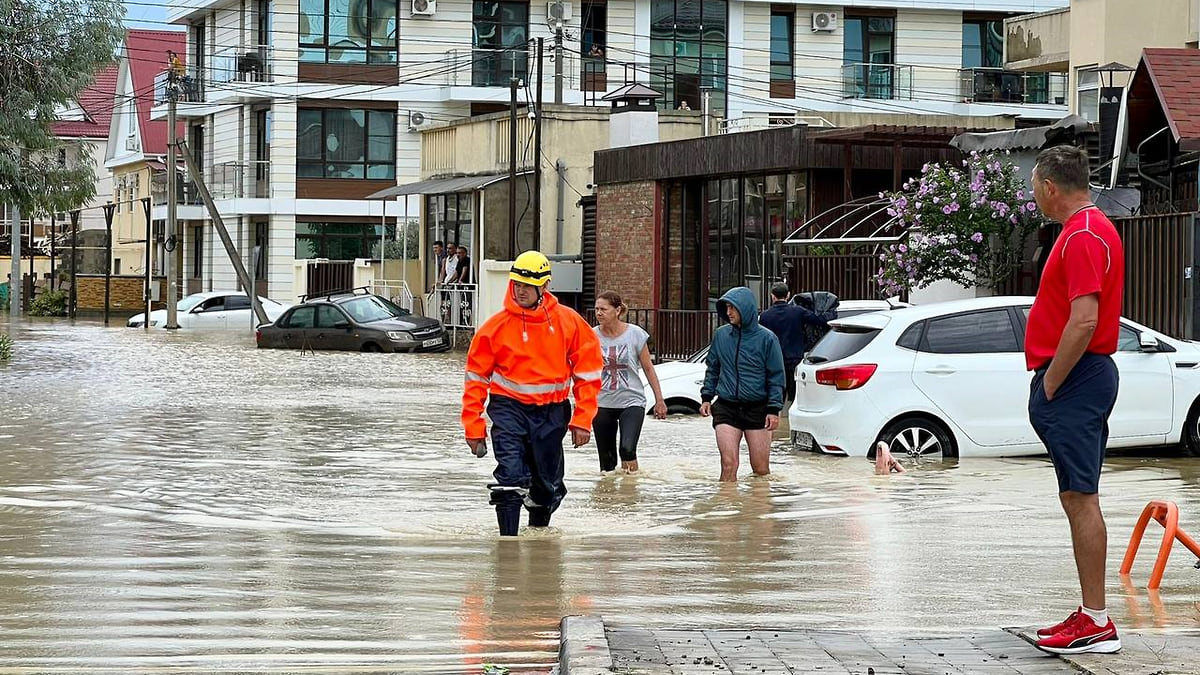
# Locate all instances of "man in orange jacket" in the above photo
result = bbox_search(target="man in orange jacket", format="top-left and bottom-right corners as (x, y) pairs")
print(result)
(462, 251), (603, 536)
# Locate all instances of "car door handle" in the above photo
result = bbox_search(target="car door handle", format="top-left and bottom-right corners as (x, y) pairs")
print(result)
(925, 368), (956, 375)
(694, 379), (704, 385)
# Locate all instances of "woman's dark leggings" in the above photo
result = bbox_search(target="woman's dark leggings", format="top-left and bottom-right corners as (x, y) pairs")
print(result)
(593, 405), (645, 471)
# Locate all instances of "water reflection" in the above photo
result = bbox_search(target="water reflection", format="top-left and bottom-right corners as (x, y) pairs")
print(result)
(1, 319), (1199, 672)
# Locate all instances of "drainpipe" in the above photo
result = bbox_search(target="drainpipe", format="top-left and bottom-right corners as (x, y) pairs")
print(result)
(556, 159), (567, 254)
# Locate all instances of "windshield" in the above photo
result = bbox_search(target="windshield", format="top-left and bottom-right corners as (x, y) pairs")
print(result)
(178, 295), (207, 312)
(340, 296), (409, 323)
(805, 325), (881, 364)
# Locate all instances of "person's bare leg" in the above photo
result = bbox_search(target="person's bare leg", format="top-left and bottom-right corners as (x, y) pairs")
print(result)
(623, 460), (639, 473)
(1060, 491), (1107, 611)
(745, 428), (772, 476)
(715, 424), (743, 482)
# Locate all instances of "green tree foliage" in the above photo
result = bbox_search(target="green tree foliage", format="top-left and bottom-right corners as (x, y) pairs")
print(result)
(0, 0), (125, 215)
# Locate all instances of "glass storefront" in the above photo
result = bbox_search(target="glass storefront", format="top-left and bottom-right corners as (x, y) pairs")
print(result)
(661, 173), (806, 310)
(295, 222), (396, 260)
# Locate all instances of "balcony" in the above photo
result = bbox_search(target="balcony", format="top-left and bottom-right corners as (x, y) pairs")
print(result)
(842, 63), (913, 101)
(150, 171), (204, 206)
(210, 45), (275, 85)
(1003, 7), (1069, 71)
(153, 69), (206, 106)
(959, 68), (1068, 105)
(150, 161), (271, 205)
(444, 47), (577, 90)
(151, 45), (275, 114)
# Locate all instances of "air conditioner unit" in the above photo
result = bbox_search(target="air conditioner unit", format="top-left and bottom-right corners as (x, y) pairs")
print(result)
(407, 110), (429, 131)
(547, 1), (572, 23)
(411, 0), (436, 16)
(812, 11), (837, 32)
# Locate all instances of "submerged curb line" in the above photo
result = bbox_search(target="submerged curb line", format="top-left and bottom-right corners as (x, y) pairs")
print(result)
(559, 616), (615, 675)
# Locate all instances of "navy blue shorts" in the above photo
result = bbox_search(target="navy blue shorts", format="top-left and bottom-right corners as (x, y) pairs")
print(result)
(1028, 353), (1119, 494)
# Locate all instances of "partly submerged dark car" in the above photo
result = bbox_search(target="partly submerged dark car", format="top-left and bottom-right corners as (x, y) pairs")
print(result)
(256, 291), (449, 353)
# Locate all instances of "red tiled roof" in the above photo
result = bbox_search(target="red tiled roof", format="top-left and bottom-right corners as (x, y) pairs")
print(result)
(1140, 48), (1200, 151)
(53, 64), (119, 138)
(126, 29), (186, 155)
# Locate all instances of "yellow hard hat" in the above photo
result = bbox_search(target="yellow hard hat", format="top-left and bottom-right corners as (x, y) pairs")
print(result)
(509, 250), (552, 287)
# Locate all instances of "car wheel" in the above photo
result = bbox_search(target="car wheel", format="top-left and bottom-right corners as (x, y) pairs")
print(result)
(665, 398), (700, 415)
(876, 417), (956, 460)
(362, 342), (382, 353)
(1183, 399), (1200, 457)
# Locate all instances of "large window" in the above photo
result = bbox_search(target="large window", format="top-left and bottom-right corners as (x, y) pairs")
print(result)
(961, 18), (1002, 69)
(295, 222), (396, 260)
(581, 1), (607, 89)
(844, 16), (895, 99)
(425, 192), (475, 286)
(770, 8), (794, 82)
(297, 108), (396, 179)
(299, 0), (398, 64)
(650, 0), (728, 114)
(472, 1), (529, 87)
(1077, 67), (1100, 122)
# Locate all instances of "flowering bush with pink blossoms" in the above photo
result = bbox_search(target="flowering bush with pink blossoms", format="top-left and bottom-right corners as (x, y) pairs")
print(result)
(875, 151), (1044, 297)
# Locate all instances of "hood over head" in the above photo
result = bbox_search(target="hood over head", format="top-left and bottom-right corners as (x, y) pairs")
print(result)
(716, 286), (760, 330)
(503, 279), (560, 321)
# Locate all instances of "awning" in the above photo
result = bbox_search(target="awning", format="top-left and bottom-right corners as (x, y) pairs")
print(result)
(367, 171), (531, 199)
(949, 114), (1089, 153)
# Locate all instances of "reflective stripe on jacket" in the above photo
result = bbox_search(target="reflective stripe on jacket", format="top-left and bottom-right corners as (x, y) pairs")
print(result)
(461, 282), (603, 439)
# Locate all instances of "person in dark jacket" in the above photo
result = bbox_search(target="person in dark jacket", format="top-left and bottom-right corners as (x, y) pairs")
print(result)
(700, 287), (786, 482)
(758, 283), (832, 402)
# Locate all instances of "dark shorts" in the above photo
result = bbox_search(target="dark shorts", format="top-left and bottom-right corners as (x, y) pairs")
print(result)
(1028, 353), (1119, 494)
(712, 399), (770, 431)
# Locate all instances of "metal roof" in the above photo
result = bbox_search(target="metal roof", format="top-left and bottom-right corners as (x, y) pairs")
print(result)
(367, 171), (531, 199)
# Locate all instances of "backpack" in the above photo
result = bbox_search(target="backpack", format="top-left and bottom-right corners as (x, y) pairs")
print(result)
(793, 291), (840, 352)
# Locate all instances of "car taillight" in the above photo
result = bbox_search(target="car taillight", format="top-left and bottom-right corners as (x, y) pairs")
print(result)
(815, 364), (877, 390)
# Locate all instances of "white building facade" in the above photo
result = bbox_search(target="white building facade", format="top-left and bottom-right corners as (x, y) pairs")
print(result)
(159, 0), (1068, 304)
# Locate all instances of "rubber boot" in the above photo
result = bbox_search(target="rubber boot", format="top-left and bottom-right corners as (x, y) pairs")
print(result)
(496, 502), (522, 536)
(528, 507), (551, 527)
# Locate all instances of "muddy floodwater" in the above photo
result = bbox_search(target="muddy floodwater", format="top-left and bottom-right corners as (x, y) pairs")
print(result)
(1, 320), (1198, 673)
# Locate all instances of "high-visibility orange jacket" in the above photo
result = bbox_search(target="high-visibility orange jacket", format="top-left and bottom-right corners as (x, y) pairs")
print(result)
(462, 283), (603, 440)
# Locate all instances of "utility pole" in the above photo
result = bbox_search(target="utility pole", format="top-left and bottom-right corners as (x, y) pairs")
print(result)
(103, 202), (115, 326)
(50, 213), (56, 292)
(9, 205), (20, 318)
(178, 141), (269, 327)
(164, 68), (180, 329)
(534, 37), (544, 251)
(554, 24), (563, 105)
(142, 197), (152, 329)
(509, 77), (519, 259)
(69, 210), (79, 320)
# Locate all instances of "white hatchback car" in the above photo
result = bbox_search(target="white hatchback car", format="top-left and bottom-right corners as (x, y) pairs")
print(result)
(789, 296), (1200, 459)
(641, 300), (909, 413)
(126, 291), (290, 330)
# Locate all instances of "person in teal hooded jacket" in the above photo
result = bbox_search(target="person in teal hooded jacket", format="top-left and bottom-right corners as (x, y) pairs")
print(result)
(699, 286), (786, 481)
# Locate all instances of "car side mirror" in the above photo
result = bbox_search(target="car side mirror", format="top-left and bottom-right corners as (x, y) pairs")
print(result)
(334, 320), (350, 329)
(1139, 332), (1160, 352)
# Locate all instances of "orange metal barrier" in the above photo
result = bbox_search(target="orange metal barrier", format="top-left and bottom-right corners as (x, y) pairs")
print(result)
(1119, 500), (1200, 590)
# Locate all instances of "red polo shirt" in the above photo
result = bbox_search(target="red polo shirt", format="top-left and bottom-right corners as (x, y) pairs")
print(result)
(1024, 206), (1124, 371)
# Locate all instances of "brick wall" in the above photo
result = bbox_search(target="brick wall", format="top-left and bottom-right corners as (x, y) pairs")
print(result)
(76, 275), (167, 312)
(595, 180), (659, 309)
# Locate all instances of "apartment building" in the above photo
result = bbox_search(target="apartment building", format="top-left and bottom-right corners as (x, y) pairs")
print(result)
(159, 0), (1069, 305)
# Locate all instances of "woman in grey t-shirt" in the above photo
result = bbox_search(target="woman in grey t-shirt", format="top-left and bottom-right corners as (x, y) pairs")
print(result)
(593, 291), (667, 473)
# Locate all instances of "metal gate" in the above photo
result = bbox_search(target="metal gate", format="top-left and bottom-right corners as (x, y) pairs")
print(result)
(305, 261), (354, 298)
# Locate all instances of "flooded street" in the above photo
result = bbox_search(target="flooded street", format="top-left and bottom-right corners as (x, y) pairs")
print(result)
(1, 319), (1199, 674)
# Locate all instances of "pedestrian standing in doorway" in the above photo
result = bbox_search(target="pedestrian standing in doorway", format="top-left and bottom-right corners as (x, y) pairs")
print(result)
(1026, 144), (1124, 655)
(462, 251), (603, 536)
(593, 291), (667, 473)
(444, 244), (460, 285)
(699, 287), (786, 482)
(433, 240), (449, 278)
(455, 245), (473, 285)
(758, 282), (832, 403)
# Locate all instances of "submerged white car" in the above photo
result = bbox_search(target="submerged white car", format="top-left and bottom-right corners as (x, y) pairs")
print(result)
(126, 291), (290, 330)
(641, 300), (909, 414)
(789, 296), (1200, 459)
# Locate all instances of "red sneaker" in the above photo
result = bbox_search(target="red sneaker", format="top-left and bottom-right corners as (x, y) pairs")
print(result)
(1036, 617), (1122, 655)
(1036, 607), (1082, 638)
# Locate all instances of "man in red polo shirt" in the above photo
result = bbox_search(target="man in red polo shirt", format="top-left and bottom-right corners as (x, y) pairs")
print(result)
(1025, 145), (1124, 655)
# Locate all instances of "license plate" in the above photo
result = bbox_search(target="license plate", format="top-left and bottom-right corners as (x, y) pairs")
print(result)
(794, 431), (813, 450)
(422, 337), (442, 348)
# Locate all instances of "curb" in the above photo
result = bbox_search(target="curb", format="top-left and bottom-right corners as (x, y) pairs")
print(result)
(559, 615), (614, 675)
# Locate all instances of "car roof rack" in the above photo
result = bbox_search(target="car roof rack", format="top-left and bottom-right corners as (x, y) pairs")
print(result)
(299, 286), (372, 303)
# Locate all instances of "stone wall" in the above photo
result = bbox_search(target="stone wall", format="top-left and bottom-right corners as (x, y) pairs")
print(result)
(594, 181), (658, 309)
(76, 275), (167, 313)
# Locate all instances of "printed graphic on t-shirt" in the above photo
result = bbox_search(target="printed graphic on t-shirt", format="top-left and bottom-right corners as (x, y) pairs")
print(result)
(602, 345), (632, 391)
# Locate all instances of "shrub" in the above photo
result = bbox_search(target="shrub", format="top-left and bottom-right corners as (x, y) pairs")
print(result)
(0, 333), (11, 360)
(29, 289), (68, 317)
(876, 151), (1044, 296)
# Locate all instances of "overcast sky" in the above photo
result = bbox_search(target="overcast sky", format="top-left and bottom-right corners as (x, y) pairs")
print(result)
(123, 0), (174, 29)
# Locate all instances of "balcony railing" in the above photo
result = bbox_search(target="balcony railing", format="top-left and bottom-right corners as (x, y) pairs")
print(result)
(842, 63), (913, 101)
(153, 69), (205, 105)
(211, 161), (272, 199)
(959, 68), (1068, 105)
(150, 172), (203, 206)
(445, 47), (577, 89)
(211, 45), (275, 84)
